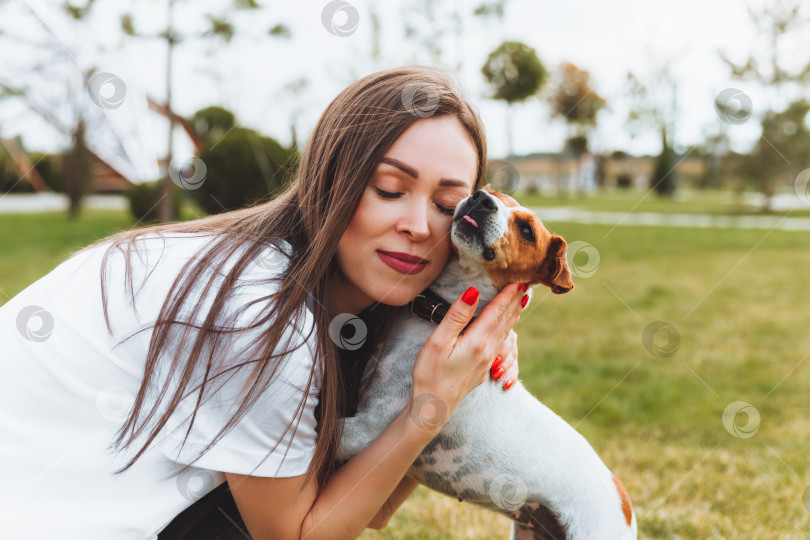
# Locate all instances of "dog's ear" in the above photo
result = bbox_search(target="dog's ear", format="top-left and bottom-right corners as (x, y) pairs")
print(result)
(539, 235), (574, 294)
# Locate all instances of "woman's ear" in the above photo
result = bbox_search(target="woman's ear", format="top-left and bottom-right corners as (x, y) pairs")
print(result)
(539, 235), (574, 294)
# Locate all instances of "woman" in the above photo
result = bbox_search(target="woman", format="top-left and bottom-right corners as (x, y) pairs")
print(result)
(0, 65), (526, 539)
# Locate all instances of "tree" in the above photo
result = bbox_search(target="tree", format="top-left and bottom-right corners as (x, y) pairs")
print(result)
(624, 67), (679, 197)
(119, 0), (291, 222)
(742, 100), (810, 208)
(547, 62), (606, 144)
(546, 63), (606, 196)
(0, 0), (292, 221)
(195, 126), (297, 214)
(62, 117), (92, 219)
(481, 41), (547, 157)
(719, 0), (810, 210)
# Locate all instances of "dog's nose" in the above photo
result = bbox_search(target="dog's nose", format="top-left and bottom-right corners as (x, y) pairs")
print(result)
(470, 190), (496, 213)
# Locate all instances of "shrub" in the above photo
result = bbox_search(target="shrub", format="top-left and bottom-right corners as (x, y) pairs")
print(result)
(192, 127), (297, 214)
(126, 180), (182, 223)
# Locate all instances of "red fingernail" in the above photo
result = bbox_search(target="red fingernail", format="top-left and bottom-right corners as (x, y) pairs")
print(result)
(490, 356), (502, 371)
(520, 294), (528, 308)
(462, 287), (479, 305)
(523, 282), (530, 290)
(504, 379), (514, 390)
(492, 366), (505, 380)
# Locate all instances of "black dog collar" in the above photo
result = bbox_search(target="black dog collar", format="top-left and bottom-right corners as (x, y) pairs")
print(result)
(408, 288), (478, 333)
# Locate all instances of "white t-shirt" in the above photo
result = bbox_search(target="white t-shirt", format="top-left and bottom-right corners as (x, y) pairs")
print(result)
(0, 232), (320, 539)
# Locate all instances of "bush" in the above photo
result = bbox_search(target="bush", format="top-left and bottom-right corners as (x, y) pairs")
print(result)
(30, 152), (64, 192)
(616, 173), (632, 189)
(193, 127), (297, 214)
(126, 180), (182, 223)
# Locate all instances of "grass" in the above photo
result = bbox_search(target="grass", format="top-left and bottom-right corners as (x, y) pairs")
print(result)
(365, 223), (810, 538)
(514, 187), (810, 217)
(1, 203), (809, 538)
(0, 202), (201, 302)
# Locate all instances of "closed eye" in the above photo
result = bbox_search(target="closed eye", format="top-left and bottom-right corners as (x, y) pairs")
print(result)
(374, 188), (456, 216)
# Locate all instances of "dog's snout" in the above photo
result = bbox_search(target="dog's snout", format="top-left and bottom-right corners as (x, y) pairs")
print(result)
(470, 189), (496, 212)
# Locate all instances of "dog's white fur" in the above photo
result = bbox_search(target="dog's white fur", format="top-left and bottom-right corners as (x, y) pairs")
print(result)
(339, 186), (637, 539)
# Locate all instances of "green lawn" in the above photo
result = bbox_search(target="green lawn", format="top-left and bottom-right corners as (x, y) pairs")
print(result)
(513, 187), (810, 217)
(1, 206), (808, 538)
(360, 222), (810, 539)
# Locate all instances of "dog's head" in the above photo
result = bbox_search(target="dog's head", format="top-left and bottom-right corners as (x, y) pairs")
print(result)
(450, 184), (574, 295)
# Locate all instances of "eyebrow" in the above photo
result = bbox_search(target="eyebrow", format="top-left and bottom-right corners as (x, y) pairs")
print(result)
(379, 157), (472, 189)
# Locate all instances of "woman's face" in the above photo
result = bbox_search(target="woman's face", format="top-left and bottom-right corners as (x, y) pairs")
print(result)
(334, 115), (477, 315)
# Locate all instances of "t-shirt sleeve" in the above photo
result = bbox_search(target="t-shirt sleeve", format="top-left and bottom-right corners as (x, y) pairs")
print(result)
(149, 240), (321, 478)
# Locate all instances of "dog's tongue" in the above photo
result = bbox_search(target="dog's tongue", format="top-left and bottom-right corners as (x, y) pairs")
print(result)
(463, 215), (478, 228)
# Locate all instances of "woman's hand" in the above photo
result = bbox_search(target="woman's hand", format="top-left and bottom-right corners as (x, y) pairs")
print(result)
(490, 329), (519, 391)
(409, 282), (526, 433)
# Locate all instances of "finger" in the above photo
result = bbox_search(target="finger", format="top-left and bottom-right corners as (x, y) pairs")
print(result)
(492, 340), (518, 382)
(501, 363), (518, 390)
(496, 347), (517, 378)
(462, 283), (522, 345)
(490, 330), (516, 373)
(430, 286), (480, 347)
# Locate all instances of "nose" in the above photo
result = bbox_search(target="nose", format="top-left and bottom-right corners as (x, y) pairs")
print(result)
(396, 197), (430, 241)
(470, 189), (496, 213)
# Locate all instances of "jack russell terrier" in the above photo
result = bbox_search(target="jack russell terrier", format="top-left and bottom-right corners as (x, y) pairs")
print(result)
(339, 185), (637, 539)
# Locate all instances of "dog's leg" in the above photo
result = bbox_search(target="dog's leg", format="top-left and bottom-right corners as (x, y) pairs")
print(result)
(339, 342), (419, 460)
(509, 520), (563, 540)
(338, 414), (378, 460)
(507, 502), (567, 540)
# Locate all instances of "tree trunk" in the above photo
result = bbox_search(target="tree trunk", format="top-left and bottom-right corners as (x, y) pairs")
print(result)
(63, 118), (92, 220)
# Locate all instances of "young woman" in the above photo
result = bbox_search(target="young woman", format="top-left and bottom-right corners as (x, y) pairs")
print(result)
(0, 65), (527, 539)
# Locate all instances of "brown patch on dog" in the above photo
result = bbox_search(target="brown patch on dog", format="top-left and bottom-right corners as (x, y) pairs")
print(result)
(485, 208), (543, 289)
(612, 474), (633, 527)
(538, 235), (573, 294)
(476, 185), (574, 294)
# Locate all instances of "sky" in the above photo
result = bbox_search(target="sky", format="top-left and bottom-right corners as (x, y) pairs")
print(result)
(1, 0), (808, 182)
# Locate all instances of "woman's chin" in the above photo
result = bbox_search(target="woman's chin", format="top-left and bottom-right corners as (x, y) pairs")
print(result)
(375, 288), (423, 308)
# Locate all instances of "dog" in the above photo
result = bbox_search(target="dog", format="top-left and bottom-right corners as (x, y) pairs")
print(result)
(338, 185), (637, 539)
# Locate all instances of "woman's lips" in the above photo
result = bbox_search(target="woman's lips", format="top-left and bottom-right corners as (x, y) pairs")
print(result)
(377, 251), (428, 274)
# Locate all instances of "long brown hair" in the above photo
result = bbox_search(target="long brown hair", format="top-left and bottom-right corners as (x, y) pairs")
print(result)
(82, 65), (488, 498)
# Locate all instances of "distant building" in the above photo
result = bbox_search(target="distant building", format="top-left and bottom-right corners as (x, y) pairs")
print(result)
(494, 152), (707, 194)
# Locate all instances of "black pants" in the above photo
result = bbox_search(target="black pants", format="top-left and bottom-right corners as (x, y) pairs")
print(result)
(157, 482), (252, 540)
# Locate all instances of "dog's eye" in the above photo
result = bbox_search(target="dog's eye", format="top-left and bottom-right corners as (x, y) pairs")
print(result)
(519, 222), (535, 242)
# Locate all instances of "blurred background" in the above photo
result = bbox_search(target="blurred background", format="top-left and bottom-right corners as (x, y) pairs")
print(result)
(1, 0), (809, 537)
